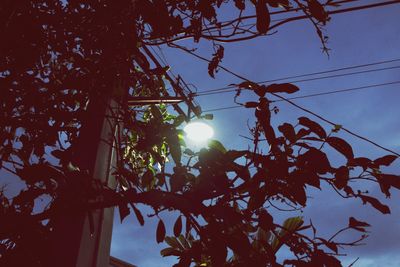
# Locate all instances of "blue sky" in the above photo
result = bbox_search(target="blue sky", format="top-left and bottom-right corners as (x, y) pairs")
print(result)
(111, 1), (400, 266)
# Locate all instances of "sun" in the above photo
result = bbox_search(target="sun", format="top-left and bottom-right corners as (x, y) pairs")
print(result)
(183, 121), (214, 143)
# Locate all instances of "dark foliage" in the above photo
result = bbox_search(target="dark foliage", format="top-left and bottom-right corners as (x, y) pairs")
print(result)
(0, 1), (399, 267)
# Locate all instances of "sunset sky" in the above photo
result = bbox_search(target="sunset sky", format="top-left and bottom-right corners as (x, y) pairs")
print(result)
(111, 1), (400, 266)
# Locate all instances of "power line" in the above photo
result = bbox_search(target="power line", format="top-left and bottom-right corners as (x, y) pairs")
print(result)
(196, 58), (400, 95)
(202, 80), (400, 112)
(196, 65), (400, 96)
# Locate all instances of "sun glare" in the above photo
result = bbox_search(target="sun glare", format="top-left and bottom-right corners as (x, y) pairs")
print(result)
(183, 122), (214, 143)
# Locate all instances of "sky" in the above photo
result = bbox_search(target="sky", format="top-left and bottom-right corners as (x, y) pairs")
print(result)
(111, 1), (400, 266)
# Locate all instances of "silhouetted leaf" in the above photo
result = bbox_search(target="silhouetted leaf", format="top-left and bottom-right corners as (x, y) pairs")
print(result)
(173, 216), (182, 237)
(348, 157), (371, 170)
(359, 195), (390, 214)
(326, 137), (354, 160)
(292, 186), (307, 205)
(380, 174), (400, 190)
(267, 0), (290, 8)
(376, 174), (400, 196)
(334, 166), (349, 189)
(170, 172), (186, 192)
(160, 247), (181, 257)
(119, 204), (130, 223)
(234, 0), (245, 10)
(166, 129), (182, 165)
(298, 117), (326, 139)
(256, 0), (270, 34)
(374, 155), (398, 166)
(344, 185), (354, 196)
(130, 204), (144, 226)
(266, 83), (299, 94)
(278, 123), (296, 143)
(308, 0), (329, 24)
(165, 236), (184, 250)
(298, 148), (331, 174)
(349, 217), (370, 232)
(317, 238), (338, 254)
(208, 45), (224, 78)
(156, 219), (166, 243)
(258, 209), (273, 231)
(178, 234), (191, 249)
(245, 101), (259, 108)
(142, 170), (154, 188)
(235, 81), (259, 89)
(173, 114), (186, 126)
(208, 139), (227, 153)
(271, 216), (303, 252)
(248, 189), (266, 210)
(226, 150), (247, 161)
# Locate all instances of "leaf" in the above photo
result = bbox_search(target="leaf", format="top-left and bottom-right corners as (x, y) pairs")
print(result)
(208, 45), (224, 78)
(376, 174), (400, 197)
(373, 155), (398, 166)
(173, 216), (183, 237)
(256, 0), (270, 34)
(244, 101), (259, 108)
(271, 216), (303, 252)
(130, 204), (144, 226)
(119, 204), (130, 223)
(141, 170), (154, 188)
(183, 148), (195, 156)
(208, 139), (227, 153)
(267, 0), (290, 8)
(348, 157), (371, 170)
(170, 173), (185, 192)
(178, 234), (191, 249)
(349, 217), (370, 232)
(325, 242), (338, 254)
(334, 166), (349, 189)
(298, 147), (331, 174)
(344, 185), (354, 196)
(226, 150), (247, 162)
(160, 247), (181, 257)
(332, 124), (342, 133)
(266, 83), (299, 94)
(317, 238), (338, 253)
(291, 186), (307, 205)
(156, 219), (166, 243)
(380, 174), (400, 190)
(298, 117), (326, 139)
(166, 129), (182, 165)
(278, 123), (296, 143)
(258, 209), (273, 231)
(282, 216), (304, 232)
(234, 0), (245, 10)
(326, 136), (354, 160)
(308, 0), (329, 24)
(173, 114), (186, 126)
(165, 236), (184, 249)
(257, 227), (271, 245)
(359, 195), (390, 214)
(235, 81), (259, 89)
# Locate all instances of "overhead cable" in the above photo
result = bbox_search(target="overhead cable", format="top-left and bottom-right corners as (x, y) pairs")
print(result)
(196, 58), (400, 95)
(202, 80), (400, 112)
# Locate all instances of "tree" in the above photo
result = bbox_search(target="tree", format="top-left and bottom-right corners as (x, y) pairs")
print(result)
(1, 0), (399, 266)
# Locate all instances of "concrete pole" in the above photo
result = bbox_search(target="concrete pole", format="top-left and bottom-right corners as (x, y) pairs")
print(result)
(47, 93), (120, 267)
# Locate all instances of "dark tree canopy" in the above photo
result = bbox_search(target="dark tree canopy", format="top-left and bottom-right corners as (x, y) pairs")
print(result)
(1, 1), (399, 266)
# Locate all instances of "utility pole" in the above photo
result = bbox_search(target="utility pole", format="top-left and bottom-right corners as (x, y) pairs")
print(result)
(47, 92), (121, 267)
(47, 86), (186, 267)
